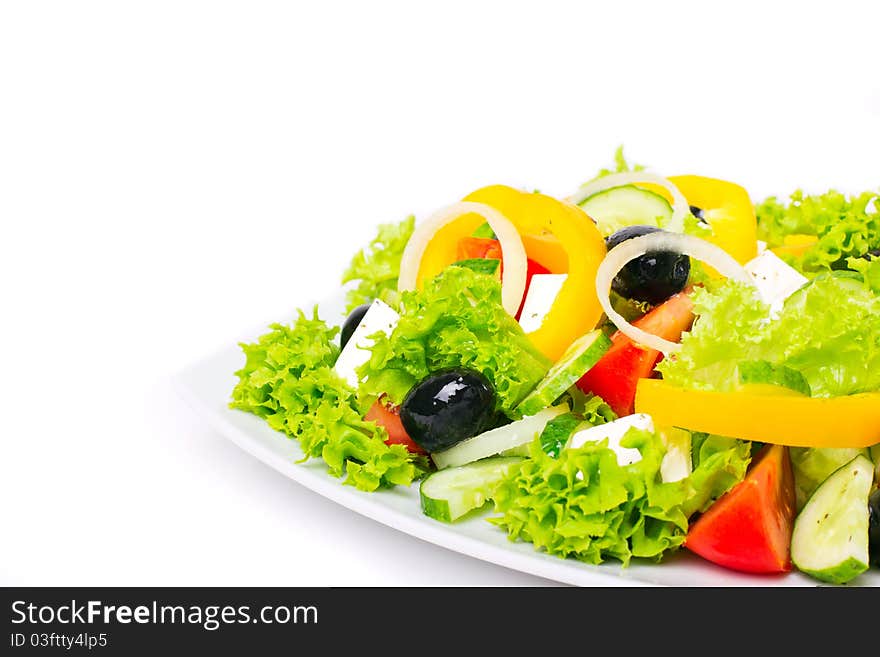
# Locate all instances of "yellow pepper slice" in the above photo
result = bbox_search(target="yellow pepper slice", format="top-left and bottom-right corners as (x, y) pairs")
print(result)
(770, 234), (819, 259)
(415, 213), (486, 285)
(638, 175), (758, 266)
(520, 233), (569, 273)
(668, 175), (759, 265)
(635, 379), (880, 448)
(463, 185), (607, 361)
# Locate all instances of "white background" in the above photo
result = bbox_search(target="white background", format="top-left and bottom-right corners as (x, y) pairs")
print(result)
(2, 1), (878, 586)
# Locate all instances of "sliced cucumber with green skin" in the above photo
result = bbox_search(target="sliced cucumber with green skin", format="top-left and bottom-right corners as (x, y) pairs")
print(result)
(431, 405), (567, 470)
(498, 443), (531, 457)
(578, 185), (673, 237)
(791, 455), (874, 585)
(514, 330), (611, 418)
(420, 456), (523, 522)
(790, 447), (870, 510)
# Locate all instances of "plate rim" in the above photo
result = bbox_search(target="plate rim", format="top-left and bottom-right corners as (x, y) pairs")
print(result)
(172, 356), (658, 587)
(171, 293), (878, 588)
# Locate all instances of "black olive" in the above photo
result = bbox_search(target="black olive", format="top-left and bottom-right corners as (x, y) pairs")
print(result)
(399, 369), (497, 453)
(605, 225), (690, 305)
(339, 303), (371, 350)
(869, 487), (880, 567)
(689, 205), (710, 226)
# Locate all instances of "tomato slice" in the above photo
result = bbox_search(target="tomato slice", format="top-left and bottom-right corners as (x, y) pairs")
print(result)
(457, 236), (503, 261)
(365, 399), (427, 455)
(576, 289), (695, 417)
(684, 444), (796, 574)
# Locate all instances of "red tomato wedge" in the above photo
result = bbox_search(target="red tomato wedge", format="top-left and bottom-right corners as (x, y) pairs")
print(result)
(456, 236), (503, 261)
(365, 399), (427, 455)
(684, 444), (796, 574)
(576, 289), (695, 417)
(455, 237), (550, 320)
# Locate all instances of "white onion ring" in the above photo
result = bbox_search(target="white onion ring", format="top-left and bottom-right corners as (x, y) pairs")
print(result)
(596, 231), (754, 354)
(398, 201), (528, 317)
(569, 172), (690, 234)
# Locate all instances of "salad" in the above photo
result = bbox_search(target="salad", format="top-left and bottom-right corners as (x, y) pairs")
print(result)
(230, 149), (880, 585)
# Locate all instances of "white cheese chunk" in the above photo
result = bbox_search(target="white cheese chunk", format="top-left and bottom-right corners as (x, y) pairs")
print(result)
(567, 414), (693, 483)
(333, 299), (399, 388)
(517, 273), (567, 333)
(744, 250), (808, 318)
(567, 413), (655, 466)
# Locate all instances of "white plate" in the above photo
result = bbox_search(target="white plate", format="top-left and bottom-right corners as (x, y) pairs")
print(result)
(173, 292), (879, 588)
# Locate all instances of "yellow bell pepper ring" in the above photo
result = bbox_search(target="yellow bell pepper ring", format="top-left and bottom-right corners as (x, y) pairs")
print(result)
(463, 185), (607, 362)
(668, 175), (759, 266)
(634, 379), (880, 448)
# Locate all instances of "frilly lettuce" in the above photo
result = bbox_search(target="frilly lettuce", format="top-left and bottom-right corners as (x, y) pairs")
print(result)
(230, 309), (421, 491)
(756, 189), (880, 274)
(490, 429), (751, 566)
(357, 266), (552, 415)
(658, 274), (880, 397)
(341, 216), (414, 313)
(593, 145), (645, 178)
(847, 254), (880, 294)
(656, 280), (770, 392)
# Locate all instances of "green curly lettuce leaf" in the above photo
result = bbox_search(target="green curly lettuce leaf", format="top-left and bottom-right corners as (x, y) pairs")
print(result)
(593, 145), (646, 179)
(656, 280), (770, 392)
(357, 266), (552, 416)
(489, 429), (751, 566)
(341, 216), (415, 313)
(847, 254), (880, 294)
(755, 189), (880, 274)
(230, 308), (421, 491)
(658, 274), (880, 397)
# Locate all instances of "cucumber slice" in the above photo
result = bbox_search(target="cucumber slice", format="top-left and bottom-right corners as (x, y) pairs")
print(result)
(578, 185), (673, 237)
(514, 330), (611, 418)
(790, 447), (870, 510)
(431, 405), (567, 470)
(791, 455), (874, 584)
(419, 456), (523, 522)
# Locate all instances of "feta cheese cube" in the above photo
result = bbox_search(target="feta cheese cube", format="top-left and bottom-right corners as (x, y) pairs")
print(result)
(333, 299), (399, 388)
(567, 414), (692, 483)
(567, 413), (655, 466)
(517, 273), (567, 333)
(744, 250), (808, 318)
